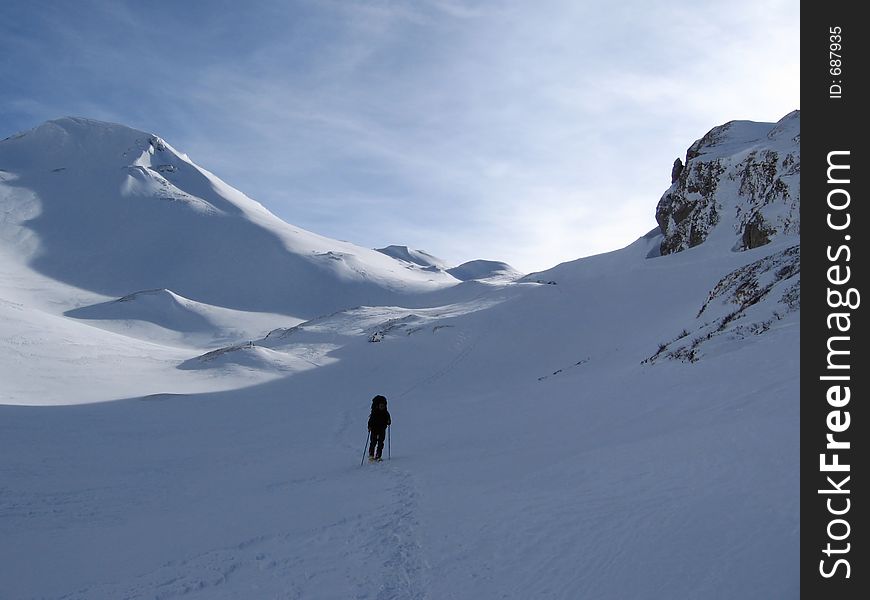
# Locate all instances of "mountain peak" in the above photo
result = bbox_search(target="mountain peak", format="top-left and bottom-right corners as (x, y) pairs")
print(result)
(447, 260), (522, 282)
(0, 117), (462, 319)
(375, 245), (449, 270)
(656, 110), (800, 255)
(0, 116), (174, 173)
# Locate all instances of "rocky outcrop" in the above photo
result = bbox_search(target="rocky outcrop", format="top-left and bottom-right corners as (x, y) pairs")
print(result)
(655, 110), (800, 255)
(670, 158), (683, 184)
(644, 244), (799, 364)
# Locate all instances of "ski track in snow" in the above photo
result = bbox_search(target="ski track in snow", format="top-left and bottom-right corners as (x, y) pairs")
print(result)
(354, 466), (430, 600)
(333, 419), (430, 597)
(54, 465), (429, 600)
(43, 408), (430, 600)
(396, 326), (480, 401)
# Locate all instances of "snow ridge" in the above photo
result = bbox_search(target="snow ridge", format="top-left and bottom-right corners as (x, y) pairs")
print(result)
(447, 260), (523, 282)
(0, 117), (462, 319)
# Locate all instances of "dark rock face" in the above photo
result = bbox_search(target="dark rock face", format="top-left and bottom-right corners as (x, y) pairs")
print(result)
(656, 158), (725, 255)
(655, 111), (800, 255)
(670, 158), (683, 184)
(742, 212), (776, 250)
(733, 146), (799, 249)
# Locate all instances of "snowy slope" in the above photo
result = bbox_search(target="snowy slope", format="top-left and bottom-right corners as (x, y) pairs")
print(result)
(0, 231), (798, 599)
(0, 118), (460, 319)
(447, 259), (523, 282)
(375, 245), (450, 271)
(0, 117), (473, 402)
(372, 246), (524, 282)
(0, 113), (799, 599)
(65, 288), (301, 348)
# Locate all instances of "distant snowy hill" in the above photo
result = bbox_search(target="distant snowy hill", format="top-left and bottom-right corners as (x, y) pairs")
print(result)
(0, 113), (799, 599)
(0, 117), (459, 319)
(374, 246), (522, 283)
(375, 245), (449, 271)
(447, 259), (523, 282)
(65, 288), (298, 348)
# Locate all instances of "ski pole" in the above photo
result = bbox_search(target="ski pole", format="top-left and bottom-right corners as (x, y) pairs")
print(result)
(360, 430), (371, 467)
(388, 425), (391, 460)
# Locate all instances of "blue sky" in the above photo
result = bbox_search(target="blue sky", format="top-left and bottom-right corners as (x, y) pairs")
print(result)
(0, 0), (799, 272)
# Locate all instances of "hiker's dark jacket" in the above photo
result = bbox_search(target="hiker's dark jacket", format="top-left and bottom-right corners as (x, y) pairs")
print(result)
(368, 409), (391, 432)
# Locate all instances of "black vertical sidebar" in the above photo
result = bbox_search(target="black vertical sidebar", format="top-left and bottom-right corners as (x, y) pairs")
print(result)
(801, 2), (867, 598)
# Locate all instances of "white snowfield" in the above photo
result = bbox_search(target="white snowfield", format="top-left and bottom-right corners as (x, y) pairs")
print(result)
(0, 115), (798, 598)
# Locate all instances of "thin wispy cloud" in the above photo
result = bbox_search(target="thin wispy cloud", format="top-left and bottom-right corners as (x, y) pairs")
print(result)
(0, 0), (798, 272)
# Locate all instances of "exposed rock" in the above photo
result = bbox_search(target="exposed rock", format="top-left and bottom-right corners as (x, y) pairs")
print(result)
(656, 158), (725, 255)
(742, 212), (776, 249)
(643, 245), (800, 364)
(655, 111), (800, 255)
(148, 135), (167, 152)
(670, 158), (683, 184)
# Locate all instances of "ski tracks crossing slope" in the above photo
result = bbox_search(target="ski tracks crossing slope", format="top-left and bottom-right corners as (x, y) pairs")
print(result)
(55, 466), (430, 600)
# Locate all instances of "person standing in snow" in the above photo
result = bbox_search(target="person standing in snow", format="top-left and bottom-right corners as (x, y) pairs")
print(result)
(367, 395), (391, 462)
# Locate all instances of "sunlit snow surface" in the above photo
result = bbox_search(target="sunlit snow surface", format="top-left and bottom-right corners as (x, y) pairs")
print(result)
(0, 117), (798, 598)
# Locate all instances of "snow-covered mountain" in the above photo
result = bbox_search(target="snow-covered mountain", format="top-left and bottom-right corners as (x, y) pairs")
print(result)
(447, 259), (523, 282)
(374, 245), (524, 283)
(375, 245), (449, 270)
(0, 117), (461, 319)
(656, 110), (799, 255)
(0, 113), (799, 599)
